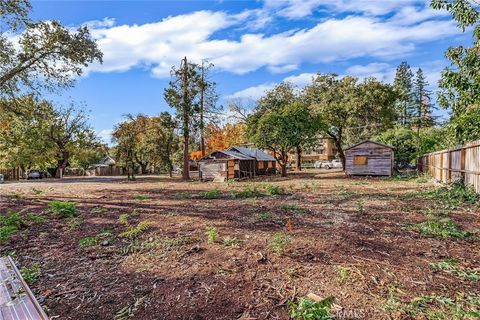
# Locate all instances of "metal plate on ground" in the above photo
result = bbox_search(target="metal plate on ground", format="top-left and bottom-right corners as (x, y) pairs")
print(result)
(0, 256), (48, 320)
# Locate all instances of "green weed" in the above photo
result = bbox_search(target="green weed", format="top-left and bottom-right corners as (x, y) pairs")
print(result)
(402, 294), (480, 319)
(0, 211), (46, 242)
(222, 236), (241, 248)
(264, 184), (283, 195)
(206, 226), (218, 244)
(48, 200), (77, 217)
(337, 266), (351, 282)
(280, 204), (308, 215)
(236, 186), (263, 198)
(430, 259), (480, 281)
(119, 221), (152, 239)
(198, 188), (220, 199)
(256, 211), (273, 222)
(410, 218), (472, 239)
(288, 296), (335, 320)
(133, 195), (151, 201)
(20, 263), (41, 285)
(79, 236), (97, 247)
(118, 214), (129, 225)
(356, 200), (365, 214)
(337, 188), (355, 196)
(418, 181), (478, 205)
(271, 232), (291, 255)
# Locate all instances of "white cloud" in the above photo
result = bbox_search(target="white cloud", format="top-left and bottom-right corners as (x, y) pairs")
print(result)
(346, 62), (395, 82)
(227, 60), (446, 102)
(263, 0), (425, 18)
(84, 6), (459, 78)
(283, 72), (316, 87)
(97, 129), (113, 144)
(225, 82), (276, 101)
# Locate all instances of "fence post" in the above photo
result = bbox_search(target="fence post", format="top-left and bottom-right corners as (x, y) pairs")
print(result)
(461, 146), (466, 183)
(448, 150), (452, 183)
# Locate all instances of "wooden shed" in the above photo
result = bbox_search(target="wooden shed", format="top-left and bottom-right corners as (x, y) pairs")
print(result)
(199, 150), (256, 181)
(228, 146), (277, 175)
(345, 140), (394, 177)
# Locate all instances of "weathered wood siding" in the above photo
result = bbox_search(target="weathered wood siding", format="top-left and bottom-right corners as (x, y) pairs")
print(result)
(418, 139), (480, 193)
(345, 142), (393, 176)
(199, 161), (228, 181)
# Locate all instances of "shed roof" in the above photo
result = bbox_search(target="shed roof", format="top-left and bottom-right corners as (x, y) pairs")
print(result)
(229, 146), (276, 161)
(345, 139), (394, 151)
(209, 150), (255, 160)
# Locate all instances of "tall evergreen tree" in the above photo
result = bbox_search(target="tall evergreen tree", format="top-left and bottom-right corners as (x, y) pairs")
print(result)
(393, 62), (414, 126)
(413, 68), (435, 129)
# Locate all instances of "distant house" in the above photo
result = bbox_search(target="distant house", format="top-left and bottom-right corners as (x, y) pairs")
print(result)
(345, 140), (394, 177)
(199, 146), (276, 181)
(288, 137), (337, 167)
(86, 155), (122, 176)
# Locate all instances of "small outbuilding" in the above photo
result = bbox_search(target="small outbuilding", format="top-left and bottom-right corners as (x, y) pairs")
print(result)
(345, 140), (394, 177)
(228, 146), (277, 175)
(199, 150), (256, 181)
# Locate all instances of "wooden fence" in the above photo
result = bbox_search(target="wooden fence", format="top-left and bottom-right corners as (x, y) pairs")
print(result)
(0, 168), (24, 181)
(417, 139), (480, 193)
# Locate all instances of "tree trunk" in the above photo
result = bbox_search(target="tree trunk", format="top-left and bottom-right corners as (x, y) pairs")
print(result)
(168, 163), (173, 178)
(140, 163), (148, 174)
(280, 164), (287, 177)
(334, 140), (346, 171)
(55, 151), (69, 179)
(296, 145), (302, 171)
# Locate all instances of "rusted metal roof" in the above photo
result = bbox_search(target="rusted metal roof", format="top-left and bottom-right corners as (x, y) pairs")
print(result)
(0, 256), (48, 320)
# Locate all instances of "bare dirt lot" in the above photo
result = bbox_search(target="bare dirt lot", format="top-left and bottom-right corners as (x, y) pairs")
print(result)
(1, 170), (479, 319)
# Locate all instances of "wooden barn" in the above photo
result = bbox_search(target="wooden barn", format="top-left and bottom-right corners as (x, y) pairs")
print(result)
(199, 150), (256, 181)
(345, 140), (394, 177)
(228, 146), (277, 175)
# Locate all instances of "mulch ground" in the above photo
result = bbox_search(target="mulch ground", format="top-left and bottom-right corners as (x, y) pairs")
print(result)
(0, 170), (479, 319)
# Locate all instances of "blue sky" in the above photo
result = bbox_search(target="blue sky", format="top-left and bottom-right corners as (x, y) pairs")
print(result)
(30, 0), (471, 142)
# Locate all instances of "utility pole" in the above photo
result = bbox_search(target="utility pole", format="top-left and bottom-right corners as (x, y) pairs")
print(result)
(181, 56), (190, 180)
(199, 60), (206, 157)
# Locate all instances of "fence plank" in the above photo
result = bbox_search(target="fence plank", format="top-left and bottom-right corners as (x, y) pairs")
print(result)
(418, 140), (480, 193)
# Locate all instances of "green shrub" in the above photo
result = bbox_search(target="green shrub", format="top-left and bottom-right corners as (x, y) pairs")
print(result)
(265, 184), (283, 195)
(411, 218), (471, 239)
(206, 226), (218, 244)
(48, 200), (77, 217)
(288, 296), (335, 320)
(271, 232), (291, 255)
(20, 263), (41, 285)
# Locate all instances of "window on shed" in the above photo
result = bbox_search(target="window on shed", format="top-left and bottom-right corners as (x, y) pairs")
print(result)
(354, 156), (368, 165)
(258, 161), (264, 169)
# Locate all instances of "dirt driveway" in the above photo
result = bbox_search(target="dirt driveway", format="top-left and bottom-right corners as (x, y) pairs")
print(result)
(0, 171), (479, 319)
